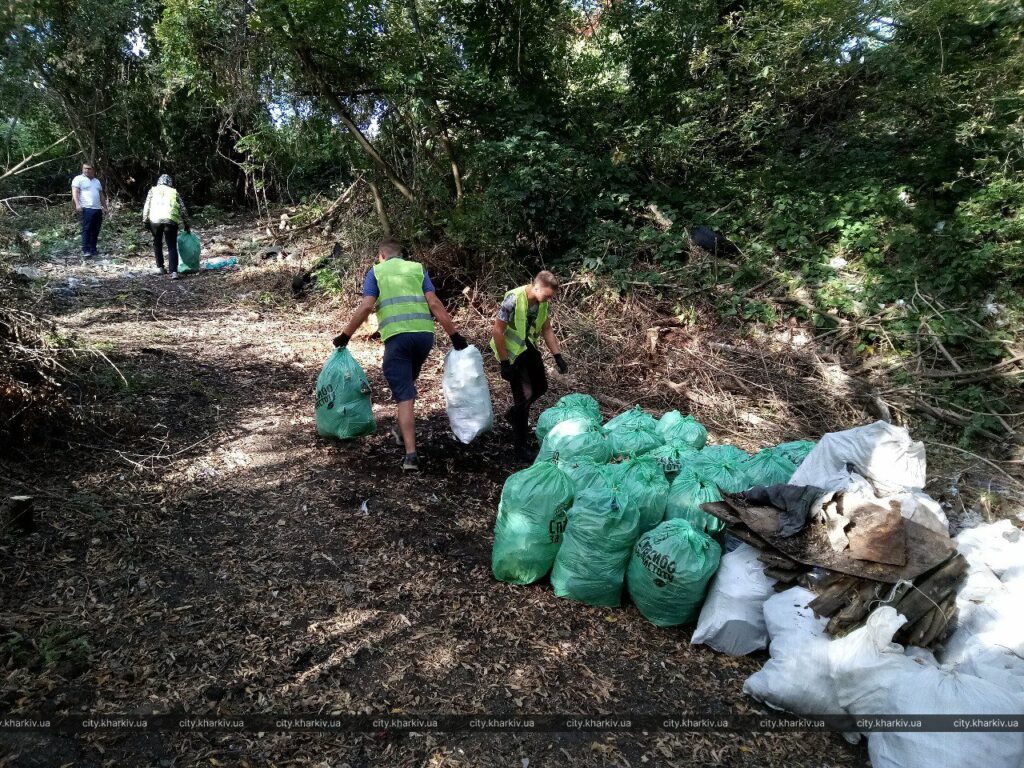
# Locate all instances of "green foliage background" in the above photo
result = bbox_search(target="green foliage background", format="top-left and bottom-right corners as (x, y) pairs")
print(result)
(2, 0), (1022, 420)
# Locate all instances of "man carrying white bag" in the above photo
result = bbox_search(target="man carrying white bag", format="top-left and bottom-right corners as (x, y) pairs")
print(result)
(443, 345), (494, 444)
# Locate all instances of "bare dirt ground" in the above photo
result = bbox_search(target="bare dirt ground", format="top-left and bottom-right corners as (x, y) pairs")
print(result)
(3, 214), (968, 767)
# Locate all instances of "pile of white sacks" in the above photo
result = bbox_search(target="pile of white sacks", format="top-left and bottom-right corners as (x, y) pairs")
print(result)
(690, 421), (1024, 768)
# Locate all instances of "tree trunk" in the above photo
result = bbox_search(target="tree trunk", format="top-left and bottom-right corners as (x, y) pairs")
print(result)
(406, 0), (464, 203)
(291, 46), (420, 207)
(368, 178), (392, 236)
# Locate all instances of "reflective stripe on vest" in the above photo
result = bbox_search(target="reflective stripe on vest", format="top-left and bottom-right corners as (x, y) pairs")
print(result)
(373, 258), (434, 341)
(490, 285), (548, 362)
(149, 186), (181, 223)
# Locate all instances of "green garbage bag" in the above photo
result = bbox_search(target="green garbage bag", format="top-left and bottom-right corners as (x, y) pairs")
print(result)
(617, 455), (670, 534)
(666, 465), (725, 534)
(627, 519), (721, 627)
(608, 427), (664, 459)
(646, 440), (701, 478)
(774, 439), (816, 465)
(314, 348), (376, 439)
(176, 231), (201, 273)
(491, 461), (575, 584)
(536, 404), (600, 443)
(604, 405), (658, 434)
(694, 444), (751, 493)
(604, 406), (663, 459)
(537, 418), (611, 464)
(550, 483), (640, 606)
(656, 410), (708, 450)
(560, 456), (618, 494)
(741, 448), (798, 487)
(555, 393), (602, 422)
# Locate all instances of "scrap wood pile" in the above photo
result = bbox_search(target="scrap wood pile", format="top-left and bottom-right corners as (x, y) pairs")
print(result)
(691, 419), (969, 649)
(688, 421), (1024, 768)
(705, 492), (965, 649)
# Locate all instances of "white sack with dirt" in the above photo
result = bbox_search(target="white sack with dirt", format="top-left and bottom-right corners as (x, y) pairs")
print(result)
(788, 420), (949, 535)
(691, 542), (776, 656)
(742, 587), (861, 744)
(828, 607), (1024, 768)
(938, 520), (1024, 698)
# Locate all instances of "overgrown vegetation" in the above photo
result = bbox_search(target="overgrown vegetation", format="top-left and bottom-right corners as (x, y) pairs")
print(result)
(1, 0), (1022, 446)
(0, 276), (84, 448)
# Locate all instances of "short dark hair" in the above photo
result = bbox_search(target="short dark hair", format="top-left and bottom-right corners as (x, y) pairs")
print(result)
(534, 270), (560, 290)
(378, 238), (402, 258)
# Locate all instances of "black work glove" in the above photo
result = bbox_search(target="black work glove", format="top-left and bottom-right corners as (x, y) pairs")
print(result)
(184, 224), (191, 234)
(500, 359), (516, 382)
(333, 332), (350, 349)
(554, 354), (569, 374)
(143, 220), (151, 232)
(450, 333), (468, 351)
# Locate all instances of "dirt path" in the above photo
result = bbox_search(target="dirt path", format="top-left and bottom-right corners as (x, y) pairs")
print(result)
(0, 229), (867, 767)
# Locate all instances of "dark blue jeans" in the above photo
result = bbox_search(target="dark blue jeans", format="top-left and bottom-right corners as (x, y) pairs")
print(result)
(80, 208), (103, 255)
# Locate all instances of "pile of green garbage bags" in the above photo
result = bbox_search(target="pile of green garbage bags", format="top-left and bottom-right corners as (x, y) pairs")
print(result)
(490, 394), (818, 627)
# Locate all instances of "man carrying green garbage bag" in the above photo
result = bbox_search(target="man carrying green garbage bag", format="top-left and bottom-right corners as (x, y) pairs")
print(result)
(491, 271), (569, 461)
(142, 174), (190, 280)
(332, 238), (468, 472)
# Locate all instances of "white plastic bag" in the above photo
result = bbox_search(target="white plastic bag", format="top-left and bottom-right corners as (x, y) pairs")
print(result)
(790, 420), (927, 493)
(789, 421), (949, 536)
(941, 575), (1024, 694)
(897, 490), (950, 535)
(443, 346), (494, 444)
(827, 607), (912, 714)
(692, 543), (776, 656)
(829, 607), (1024, 768)
(742, 588), (861, 743)
(955, 519), (1024, 579)
(937, 521), (1024, 701)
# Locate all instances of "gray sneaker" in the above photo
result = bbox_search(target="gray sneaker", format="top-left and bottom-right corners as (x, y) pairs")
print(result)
(402, 453), (420, 472)
(170, 271), (180, 280)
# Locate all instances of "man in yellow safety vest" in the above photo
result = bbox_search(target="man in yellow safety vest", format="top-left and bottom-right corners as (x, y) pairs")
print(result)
(142, 174), (191, 280)
(491, 271), (568, 460)
(333, 238), (468, 471)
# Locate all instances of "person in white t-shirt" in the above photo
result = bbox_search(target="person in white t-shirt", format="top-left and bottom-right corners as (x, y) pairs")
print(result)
(71, 163), (107, 257)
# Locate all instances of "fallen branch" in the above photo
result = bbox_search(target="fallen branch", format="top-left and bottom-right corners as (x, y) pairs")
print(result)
(911, 399), (1022, 444)
(1, 195), (54, 214)
(0, 133), (74, 183)
(931, 442), (1024, 489)
(775, 295), (852, 328)
(919, 355), (1024, 383)
(665, 379), (720, 411)
(288, 174), (363, 233)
